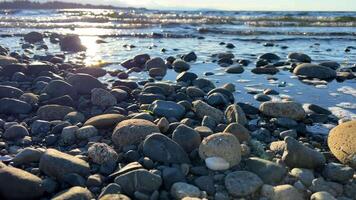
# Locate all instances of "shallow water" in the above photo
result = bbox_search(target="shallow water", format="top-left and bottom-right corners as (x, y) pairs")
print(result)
(0, 9), (355, 118)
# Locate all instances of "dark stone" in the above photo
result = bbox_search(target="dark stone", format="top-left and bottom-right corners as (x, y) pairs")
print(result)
(143, 133), (191, 164)
(162, 167), (186, 189)
(0, 98), (32, 114)
(67, 73), (104, 94)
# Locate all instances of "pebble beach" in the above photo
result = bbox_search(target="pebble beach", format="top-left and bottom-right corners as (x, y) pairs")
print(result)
(0, 7), (355, 200)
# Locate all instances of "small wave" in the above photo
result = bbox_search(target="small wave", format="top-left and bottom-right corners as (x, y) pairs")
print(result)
(198, 28), (356, 37)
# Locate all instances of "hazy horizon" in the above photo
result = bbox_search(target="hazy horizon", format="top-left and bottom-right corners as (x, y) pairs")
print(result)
(25, 0), (356, 11)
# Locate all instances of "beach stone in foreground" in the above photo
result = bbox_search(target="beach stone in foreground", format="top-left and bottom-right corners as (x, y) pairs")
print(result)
(262, 184), (304, 200)
(67, 73), (104, 94)
(43, 80), (78, 99)
(259, 101), (306, 120)
(172, 124), (201, 152)
(0, 165), (44, 200)
(293, 63), (336, 79)
(0, 98), (32, 114)
(112, 119), (160, 148)
(84, 114), (126, 129)
(88, 143), (118, 165)
(193, 100), (224, 123)
(114, 169), (162, 196)
(91, 88), (117, 107)
(223, 123), (251, 142)
(199, 132), (241, 167)
(143, 133), (190, 164)
(310, 191), (337, 200)
(4, 124), (29, 140)
(225, 104), (248, 125)
(0, 85), (24, 99)
(328, 120), (356, 168)
(282, 136), (325, 169)
(12, 147), (43, 166)
(52, 186), (93, 200)
(225, 171), (263, 197)
(37, 104), (74, 120)
(39, 149), (90, 181)
(322, 162), (354, 183)
(149, 100), (186, 119)
(171, 182), (201, 199)
(246, 157), (287, 184)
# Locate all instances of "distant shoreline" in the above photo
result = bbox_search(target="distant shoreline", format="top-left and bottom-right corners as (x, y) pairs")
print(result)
(0, 0), (137, 10)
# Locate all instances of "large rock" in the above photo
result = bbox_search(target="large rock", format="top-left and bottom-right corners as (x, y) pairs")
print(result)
(0, 166), (44, 200)
(60, 34), (86, 52)
(143, 133), (190, 164)
(4, 124), (29, 140)
(282, 137), (325, 169)
(0, 85), (24, 99)
(27, 62), (55, 75)
(75, 67), (107, 77)
(199, 133), (241, 167)
(225, 104), (247, 125)
(1, 63), (26, 77)
(24, 31), (43, 43)
(262, 184), (304, 200)
(149, 100), (186, 119)
(328, 120), (356, 168)
(114, 169), (162, 196)
(173, 59), (190, 72)
(0, 55), (18, 66)
(112, 119), (160, 148)
(39, 149), (90, 181)
(170, 182), (201, 199)
(84, 114), (126, 129)
(223, 123), (251, 142)
(259, 101), (306, 120)
(91, 88), (117, 107)
(12, 148), (43, 166)
(67, 73), (104, 94)
(172, 124), (201, 152)
(288, 52), (312, 63)
(192, 100), (224, 123)
(0, 98), (32, 114)
(225, 171), (263, 197)
(52, 186), (93, 200)
(259, 53), (280, 62)
(88, 143), (118, 165)
(322, 162), (354, 183)
(293, 63), (336, 80)
(246, 157), (287, 184)
(37, 104), (74, 121)
(145, 57), (166, 71)
(310, 191), (337, 200)
(42, 80), (78, 99)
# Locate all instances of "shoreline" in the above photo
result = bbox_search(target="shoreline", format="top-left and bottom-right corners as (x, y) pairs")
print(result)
(0, 31), (355, 199)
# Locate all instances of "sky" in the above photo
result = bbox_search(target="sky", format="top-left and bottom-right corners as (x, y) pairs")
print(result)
(37, 0), (356, 11)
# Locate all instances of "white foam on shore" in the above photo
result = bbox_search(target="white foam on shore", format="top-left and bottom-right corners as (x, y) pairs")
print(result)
(329, 106), (356, 120)
(306, 123), (335, 135)
(337, 86), (356, 97)
(336, 102), (356, 110)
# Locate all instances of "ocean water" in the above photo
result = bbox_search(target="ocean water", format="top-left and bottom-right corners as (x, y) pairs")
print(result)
(0, 9), (355, 118)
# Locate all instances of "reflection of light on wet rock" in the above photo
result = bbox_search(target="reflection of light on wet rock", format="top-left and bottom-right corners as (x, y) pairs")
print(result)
(336, 102), (356, 109)
(306, 123), (335, 136)
(329, 107), (356, 120)
(337, 86), (356, 97)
